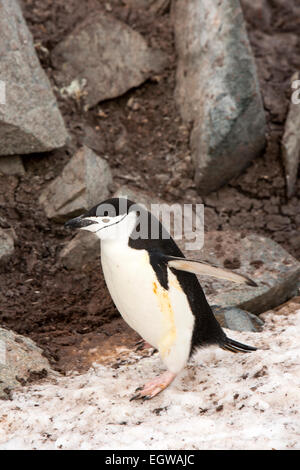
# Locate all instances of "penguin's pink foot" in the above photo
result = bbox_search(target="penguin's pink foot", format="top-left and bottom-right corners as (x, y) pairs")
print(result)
(130, 371), (176, 401)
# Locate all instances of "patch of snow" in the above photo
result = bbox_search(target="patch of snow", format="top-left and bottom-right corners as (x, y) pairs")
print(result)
(59, 78), (87, 100)
(0, 309), (299, 450)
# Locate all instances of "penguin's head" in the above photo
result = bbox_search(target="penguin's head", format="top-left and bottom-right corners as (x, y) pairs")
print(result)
(65, 197), (144, 241)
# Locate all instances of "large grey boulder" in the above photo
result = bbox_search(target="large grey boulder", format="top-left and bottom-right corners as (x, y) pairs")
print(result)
(52, 12), (167, 109)
(172, 0), (266, 195)
(0, 0), (69, 156)
(212, 306), (264, 332)
(0, 328), (55, 400)
(39, 146), (112, 222)
(191, 231), (300, 315)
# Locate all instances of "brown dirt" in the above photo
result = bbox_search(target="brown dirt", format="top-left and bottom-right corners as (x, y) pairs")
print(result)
(0, 0), (299, 374)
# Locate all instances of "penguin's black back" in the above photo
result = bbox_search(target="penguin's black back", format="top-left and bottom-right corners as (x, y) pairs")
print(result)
(124, 202), (227, 354)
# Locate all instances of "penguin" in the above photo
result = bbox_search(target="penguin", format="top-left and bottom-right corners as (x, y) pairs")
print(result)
(65, 197), (257, 400)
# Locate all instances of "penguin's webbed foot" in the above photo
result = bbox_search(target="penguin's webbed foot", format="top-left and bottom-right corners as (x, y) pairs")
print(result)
(130, 371), (176, 401)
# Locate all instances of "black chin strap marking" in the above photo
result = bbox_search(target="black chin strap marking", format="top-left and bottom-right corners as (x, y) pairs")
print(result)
(94, 214), (127, 233)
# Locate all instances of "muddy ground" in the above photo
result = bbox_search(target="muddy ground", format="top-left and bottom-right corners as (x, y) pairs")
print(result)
(0, 0), (299, 373)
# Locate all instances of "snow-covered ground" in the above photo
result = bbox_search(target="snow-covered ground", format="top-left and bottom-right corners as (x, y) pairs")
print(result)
(0, 305), (299, 450)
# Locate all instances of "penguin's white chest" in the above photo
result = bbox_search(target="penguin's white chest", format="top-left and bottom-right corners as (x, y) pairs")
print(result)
(101, 242), (195, 374)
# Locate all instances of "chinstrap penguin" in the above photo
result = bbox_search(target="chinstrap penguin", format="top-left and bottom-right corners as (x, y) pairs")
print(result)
(65, 197), (257, 400)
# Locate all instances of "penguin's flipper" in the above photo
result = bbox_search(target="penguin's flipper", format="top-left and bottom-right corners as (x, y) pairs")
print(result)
(167, 256), (257, 287)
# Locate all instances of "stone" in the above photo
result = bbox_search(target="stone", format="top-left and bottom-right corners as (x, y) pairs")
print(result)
(60, 231), (100, 271)
(0, 327), (55, 400)
(281, 72), (300, 198)
(0, 228), (14, 266)
(0, 0), (69, 155)
(39, 146), (112, 222)
(172, 0), (266, 195)
(212, 306), (264, 332)
(81, 125), (106, 155)
(0, 155), (25, 176)
(190, 231), (300, 315)
(52, 12), (167, 109)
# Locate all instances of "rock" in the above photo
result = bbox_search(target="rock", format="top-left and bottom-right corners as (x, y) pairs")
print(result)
(114, 186), (300, 313)
(0, 0), (69, 155)
(265, 214), (290, 232)
(39, 146), (112, 222)
(0, 155), (25, 176)
(52, 12), (167, 109)
(172, 0), (266, 195)
(0, 228), (14, 266)
(0, 327), (55, 400)
(260, 296), (300, 320)
(60, 231), (100, 271)
(191, 231), (300, 315)
(81, 125), (106, 155)
(281, 72), (300, 198)
(212, 306), (264, 332)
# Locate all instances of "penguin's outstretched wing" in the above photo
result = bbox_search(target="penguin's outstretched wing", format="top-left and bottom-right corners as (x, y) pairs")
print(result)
(166, 256), (257, 287)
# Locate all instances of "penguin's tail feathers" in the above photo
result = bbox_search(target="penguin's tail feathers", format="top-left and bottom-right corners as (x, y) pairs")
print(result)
(220, 336), (257, 353)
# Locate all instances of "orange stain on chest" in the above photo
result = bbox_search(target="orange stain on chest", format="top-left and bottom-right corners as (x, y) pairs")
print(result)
(152, 280), (177, 358)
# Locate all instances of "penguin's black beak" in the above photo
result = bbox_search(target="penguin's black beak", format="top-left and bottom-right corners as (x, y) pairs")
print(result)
(64, 215), (94, 230)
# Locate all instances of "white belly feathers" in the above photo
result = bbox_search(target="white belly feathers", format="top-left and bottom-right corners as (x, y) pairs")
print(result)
(101, 241), (195, 374)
